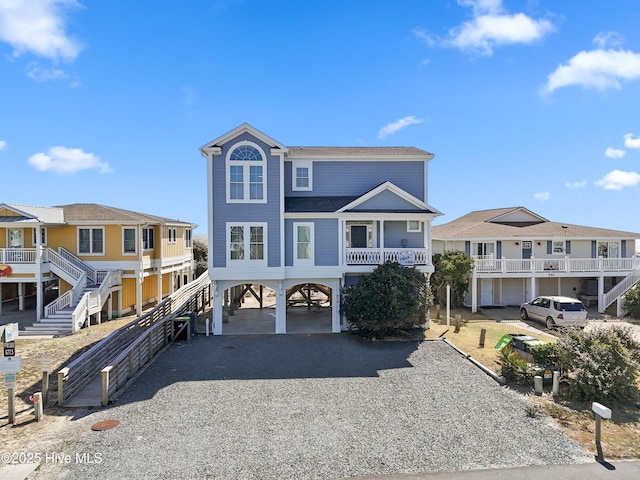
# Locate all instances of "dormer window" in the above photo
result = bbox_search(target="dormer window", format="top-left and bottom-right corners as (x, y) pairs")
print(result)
(226, 142), (267, 203)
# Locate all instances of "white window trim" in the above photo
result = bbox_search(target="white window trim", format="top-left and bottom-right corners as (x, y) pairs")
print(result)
(142, 227), (155, 250)
(225, 140), (268, 204)
(552, 239), (566, 255)
(185, 228), (192, 249)
(292, 160), (313, 191)
(122, 227), (137, 255)
(294, 222), (314, 266)
(226, 222), (268, 265)
(32, 227), (47, 246)
(168, 227), (177, 244)
(78, 226), (105, 256)
(406, 220), (422, 233)
(345, 222), (376, 248)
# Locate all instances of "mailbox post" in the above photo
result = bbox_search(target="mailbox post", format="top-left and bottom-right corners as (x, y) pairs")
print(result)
(592, 402), (612, 462)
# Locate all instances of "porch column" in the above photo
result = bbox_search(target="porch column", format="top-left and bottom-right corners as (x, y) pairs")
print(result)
(18, 282), (24, 311)
(36, 225), (43, 322)
(136, 272), (143, 316)
(332, 279), (341, 333)
(471, 273), (478, 313)
(170, 272), (175, 294)
(275, 282), (286, 334)
(530, 276), (537, 302)
(117, 290), (122, 317)
(107, 294), (113, 320)
(379, 220), (385, 264)
(157, 268), (163, 302)
(213, 284), (223, 335)
(597, 274), (605, 313)
(0, 286), (3, 315)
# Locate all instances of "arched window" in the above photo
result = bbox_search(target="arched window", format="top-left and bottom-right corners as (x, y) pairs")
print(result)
(226, 142), (266, 202)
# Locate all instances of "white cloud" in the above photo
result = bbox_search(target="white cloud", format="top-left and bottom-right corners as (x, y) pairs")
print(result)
(542, 49), (640, 94)
(534, 191), (551, 201)
(27, 146), (111, 174)
(565, 180), (587, 189)
(595, 170), (640, 190)
(0, 140), (6, 151)
(593, 31), (624, 49)
(27, 64), (69, 82)
(412, 27), (435, 47)
(605, 147), (626, 159)
(624, 133), (640, 149)
(0, 0), (82, 62)
(445, 0), (553, 56)
(377, 116), (425, 140)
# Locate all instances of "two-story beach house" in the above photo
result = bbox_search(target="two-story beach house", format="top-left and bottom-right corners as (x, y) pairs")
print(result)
(432, 207), (640, 315)
(0, 203), (195, 334)
(200, 123), (441, 334)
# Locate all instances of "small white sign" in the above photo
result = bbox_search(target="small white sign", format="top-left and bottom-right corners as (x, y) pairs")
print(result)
(4, 373), (16, 389)
(41, 356), (52, 372)
(2, 323), (18, 342)
(592, 402), (612, 419)
(398, 251), (415, 266)
(0, 356), (21, 374)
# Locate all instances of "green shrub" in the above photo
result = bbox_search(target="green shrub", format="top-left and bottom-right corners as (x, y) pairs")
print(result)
(557, 325), (640, 403)
(623, 283), (640, 319)
(342, 261), (430, 338)
(497, 347), (536, 385)
(530, 342), (560, 367)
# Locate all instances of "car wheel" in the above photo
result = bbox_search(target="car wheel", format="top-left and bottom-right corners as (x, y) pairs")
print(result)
(520, 308), (529, 320)
(546, 317), (555, 330)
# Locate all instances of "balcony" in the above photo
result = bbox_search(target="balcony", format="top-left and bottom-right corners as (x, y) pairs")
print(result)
(473, 256), (640, 275)
(0, 248), (37, 264)
(346, 248), (429, 266)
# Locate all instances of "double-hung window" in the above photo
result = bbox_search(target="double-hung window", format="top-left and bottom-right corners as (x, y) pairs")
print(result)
(227, 223), (267, 264)
(292, 160), (312, 191)
(32, 227), (47, 246)
(294, 222), (314, 266)
(227, 142), (266, 202)
(79, 227), (104, 255)
(185, 229), (192, 248)
(123, 227), (136, 254)
(142, 227), (154, 250)
(168, 227), (177, 244)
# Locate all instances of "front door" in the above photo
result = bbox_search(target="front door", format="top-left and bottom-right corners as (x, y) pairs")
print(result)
(350, 226), (367, 248)
(521, 241), (532, 259)
(480, 278), (493, 306)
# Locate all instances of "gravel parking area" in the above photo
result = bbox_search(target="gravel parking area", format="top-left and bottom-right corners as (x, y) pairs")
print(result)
(35, 335), (591, 479)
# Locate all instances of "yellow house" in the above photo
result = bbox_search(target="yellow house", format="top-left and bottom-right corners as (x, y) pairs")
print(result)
(0, 203), (195, 334)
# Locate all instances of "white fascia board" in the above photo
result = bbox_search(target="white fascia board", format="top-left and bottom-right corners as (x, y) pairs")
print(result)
(285, 154), (433, 162)
(209, 267), (285, 281)
(284, 266), (344, 279)
(337, 181), (426, 213)
(200, 123), (288, 156)
(85, 260), (141, 271)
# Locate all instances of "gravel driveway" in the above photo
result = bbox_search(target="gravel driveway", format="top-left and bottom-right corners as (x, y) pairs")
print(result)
(36, 334), (591, 479)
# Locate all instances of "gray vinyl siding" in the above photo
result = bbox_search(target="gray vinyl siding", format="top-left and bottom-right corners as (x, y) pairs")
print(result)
(382, 221), (425, 248)
(285, 219), (339, 266)
(284, 161), (425, 200)
(352, 190), (418, 210)
(211, 132), (281, 268)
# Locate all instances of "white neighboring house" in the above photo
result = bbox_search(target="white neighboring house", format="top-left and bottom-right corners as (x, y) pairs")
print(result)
(432, 207), (640, 316)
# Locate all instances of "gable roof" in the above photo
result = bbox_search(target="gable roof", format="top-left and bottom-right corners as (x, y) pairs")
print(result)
(285, 182), (442, 215)
(433, 207), (640, 240)
(200, 122), (289, 156)
(0, 203), (65, 224)
(58, 204), (195, 226)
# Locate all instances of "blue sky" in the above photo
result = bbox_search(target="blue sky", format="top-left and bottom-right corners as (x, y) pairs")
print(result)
(1, 0), (639, 235)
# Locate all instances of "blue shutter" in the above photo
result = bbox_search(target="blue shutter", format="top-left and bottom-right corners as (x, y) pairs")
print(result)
(465, 241), (470, 256)
(547, 241), (552, 254)
(566, 240), (571, 254)
(496, 241), (502, 258)
(621, 240), (626, 257)
(592, 240), (597, 258)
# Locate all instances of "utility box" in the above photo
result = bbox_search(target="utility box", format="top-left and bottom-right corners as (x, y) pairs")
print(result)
(173, 312), (196, 342)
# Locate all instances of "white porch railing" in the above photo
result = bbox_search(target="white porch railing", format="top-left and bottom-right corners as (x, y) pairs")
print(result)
(474, 256), (640, 274)
(59, 247), (98, 284)
(46, 248), (85, 283)
(0, 248), (37, 263)
(346, 248), (429, 266)
(602, 269), (640, 313)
